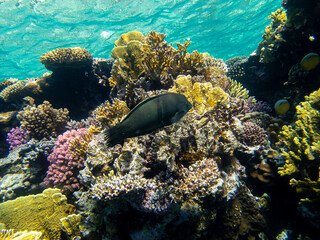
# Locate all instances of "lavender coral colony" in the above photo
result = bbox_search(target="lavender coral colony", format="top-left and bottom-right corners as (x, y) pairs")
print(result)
(0, 0), (320, 238)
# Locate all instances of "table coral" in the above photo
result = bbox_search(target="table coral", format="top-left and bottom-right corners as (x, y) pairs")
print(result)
(44, 128), (89, 193)
(40, 47), (93, 72)
(0, 188), (80, 240)
(17, 101), (69, 139)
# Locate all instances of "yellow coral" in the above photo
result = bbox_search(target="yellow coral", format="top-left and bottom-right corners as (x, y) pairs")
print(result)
(0, 229), (43, 240)
(93, 99), (130, 128)
(226, 79), (250, 99)
(0, 189), (80, 240)
(257, 8), (287, 63)
(169, 75), (230, 115)
(278, 89), (320, 176)
(109, 39), (146, 87)
(69, 125), (101, 157)
(115, 31), (144, 47)
(40, 47), (93, 71)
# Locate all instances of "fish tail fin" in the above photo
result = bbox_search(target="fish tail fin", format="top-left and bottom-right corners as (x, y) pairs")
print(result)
(103, 125), (125, 147)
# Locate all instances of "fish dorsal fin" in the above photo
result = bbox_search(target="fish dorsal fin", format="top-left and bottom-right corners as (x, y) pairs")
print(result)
(121, 94), (166, 122)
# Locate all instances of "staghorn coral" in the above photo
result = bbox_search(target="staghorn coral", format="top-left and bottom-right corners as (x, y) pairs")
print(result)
(0, 188), (80, 240)
(93, 99), (130, 128)
(169, 75), (230, 115)
(40, 47), (93, 72)
(6, 127), (30, 151)
(17, 101), (69, 139)
(44, 129), (89, 193)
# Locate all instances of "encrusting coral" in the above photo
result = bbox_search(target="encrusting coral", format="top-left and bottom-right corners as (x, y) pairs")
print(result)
(17, 101), (69, 139)
(40, 47), (93, 72)
(0, 188), (80, 240)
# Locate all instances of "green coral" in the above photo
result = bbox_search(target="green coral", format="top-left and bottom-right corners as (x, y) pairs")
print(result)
(0, 189), (80, 240)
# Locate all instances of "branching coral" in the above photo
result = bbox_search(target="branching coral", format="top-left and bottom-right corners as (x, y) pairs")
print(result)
(40, 47), (93, 72)
(17, 101), (69, 139)
(226, 79), (250, 99)
(0, 188), (80, 240)
(44, 129), (89, 193)
(93, 99), (130, 128)
(278, 92), (320, 177)
(257, 7), (287, 63)
(6, 127), (30, 151)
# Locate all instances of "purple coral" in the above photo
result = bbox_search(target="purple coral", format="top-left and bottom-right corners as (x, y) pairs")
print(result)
(44, 128), (88, 193)
(6, 127), (30, 151)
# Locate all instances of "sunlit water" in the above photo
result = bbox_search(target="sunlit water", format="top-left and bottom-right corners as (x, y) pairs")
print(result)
(0, 0), (281, 80)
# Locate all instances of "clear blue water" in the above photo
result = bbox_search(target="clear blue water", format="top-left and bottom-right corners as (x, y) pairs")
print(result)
(0, 0), (281, 81)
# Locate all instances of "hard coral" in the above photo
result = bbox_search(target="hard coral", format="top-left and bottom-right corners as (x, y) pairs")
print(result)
(0, 188), (80, 240)
(169, 75), (230, 115)
(40, 47), (93, 72)
(6, 127), (30, 151)
(93, 99), (130, 128)
(44, 128), (88, 193)
(0, 79), (41, 103)
(17, 101), (69, 139)
(257, 7), (287, 63)
(278, 88), (320, 180)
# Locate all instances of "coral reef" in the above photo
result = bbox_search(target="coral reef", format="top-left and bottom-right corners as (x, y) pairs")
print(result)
(0, 78), (42, 103)
(0, 229), (43, 239)
(40, 47), (93, 72)
(168, 75), (230, 115)
(17, 101), (69, 139)
(6, 127), (30, 151)
(44, 128), (88, 193)
(93, 99), (130, 128)
(277, 89), (320, 177)
(256, 7), (287, 64)
(0, 188), (80, 240)
(0, 138), (55, 201)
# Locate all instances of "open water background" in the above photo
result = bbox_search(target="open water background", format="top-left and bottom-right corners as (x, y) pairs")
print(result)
(0, 0), (281, 80)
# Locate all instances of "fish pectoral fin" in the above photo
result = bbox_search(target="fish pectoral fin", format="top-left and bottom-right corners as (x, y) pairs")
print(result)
(170, 111), (186, 123)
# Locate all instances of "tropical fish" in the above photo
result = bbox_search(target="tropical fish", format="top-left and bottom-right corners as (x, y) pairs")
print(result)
(104, 93), (192, 147)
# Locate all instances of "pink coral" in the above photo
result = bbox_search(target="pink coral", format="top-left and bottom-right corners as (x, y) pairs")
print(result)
(6, 127), (30, 151)
(44, 128), (88, 193)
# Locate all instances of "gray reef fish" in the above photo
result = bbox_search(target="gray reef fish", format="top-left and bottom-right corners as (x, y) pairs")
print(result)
(104, 92), (192, 147)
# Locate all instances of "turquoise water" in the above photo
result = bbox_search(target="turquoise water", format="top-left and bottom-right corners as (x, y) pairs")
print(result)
(0, 0), (281, 81)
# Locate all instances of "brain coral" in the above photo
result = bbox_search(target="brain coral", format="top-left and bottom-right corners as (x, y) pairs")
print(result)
(44, 128), (88, 193)
(0, 188), (80, 240)
(40, 47), (93, 72)
(17, 101), (69, 139)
